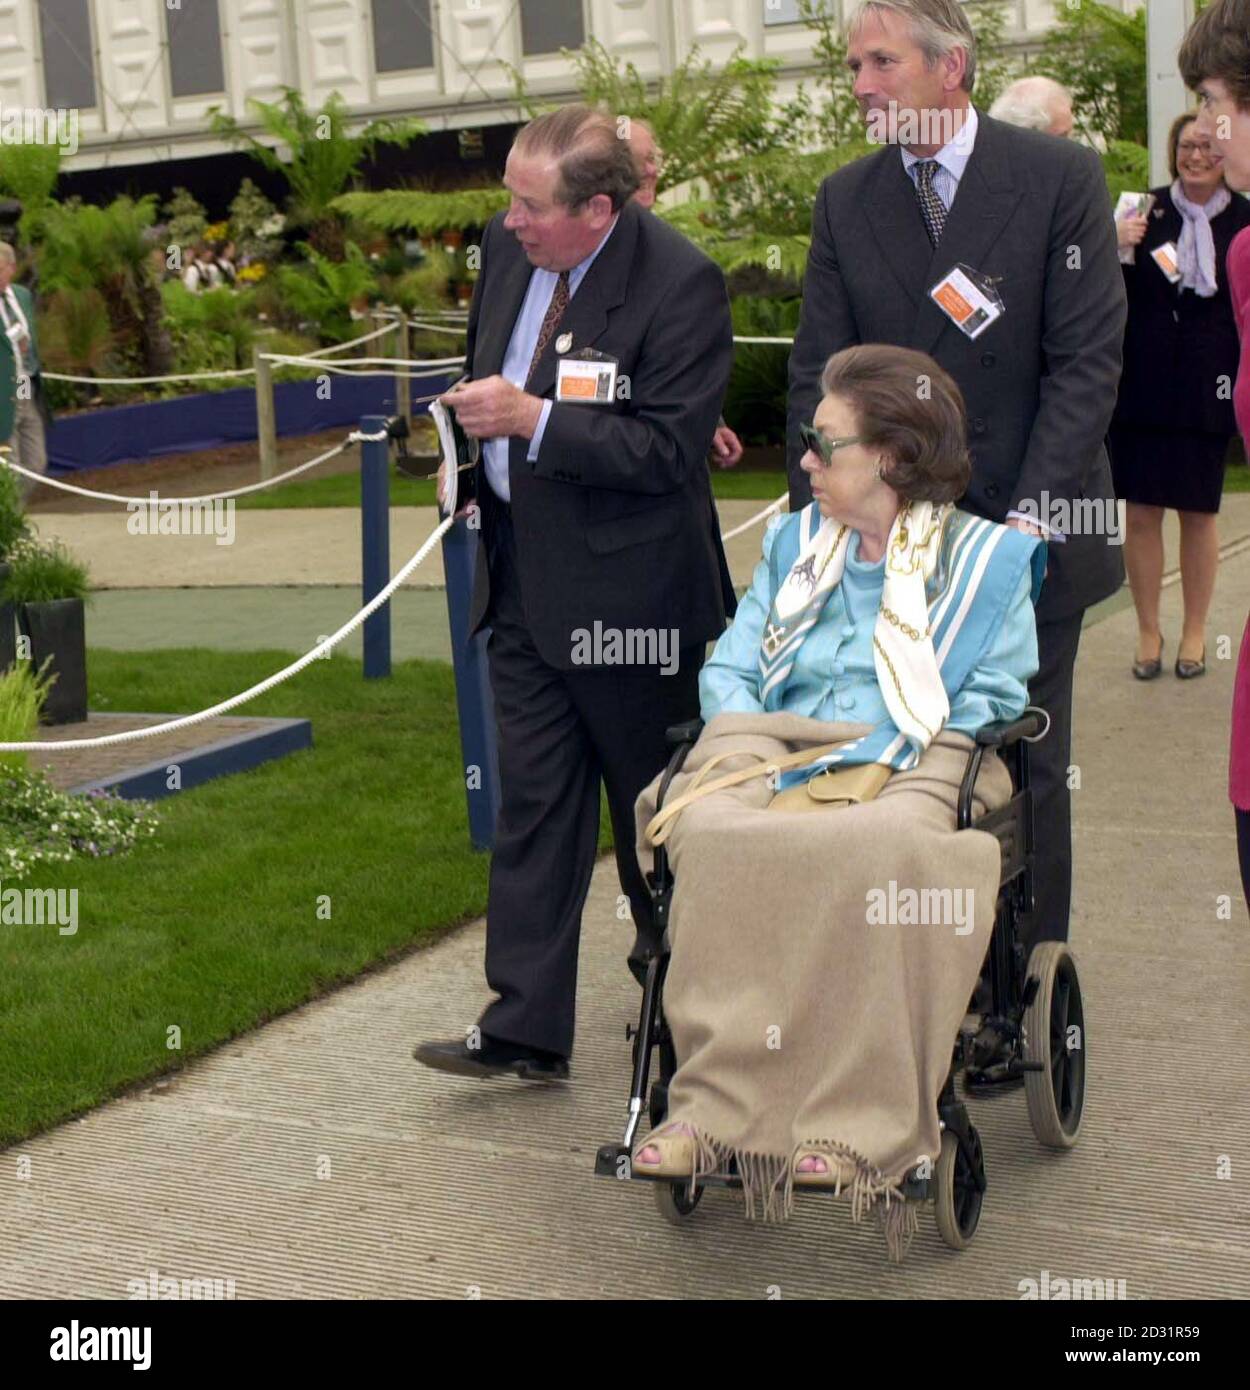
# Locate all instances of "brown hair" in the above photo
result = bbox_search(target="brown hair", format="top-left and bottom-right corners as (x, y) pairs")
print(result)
(1179, 0), (1250, 113)
(819, 344), (971, 504)
(512, 104), (640, 211)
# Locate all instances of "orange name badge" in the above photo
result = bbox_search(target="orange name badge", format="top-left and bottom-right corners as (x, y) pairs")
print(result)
(929, 264), (1003, 340)
(1151, 242), (1182, 283)
(556, 355), (616, 403)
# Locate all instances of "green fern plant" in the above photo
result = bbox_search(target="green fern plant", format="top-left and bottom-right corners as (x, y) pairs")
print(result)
(274, 241), (379, 344)
(332, 187), (509, 237)
(210, 89), (424, 257)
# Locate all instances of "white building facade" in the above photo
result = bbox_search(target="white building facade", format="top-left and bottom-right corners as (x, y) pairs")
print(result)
(2, 0), (1147, 174)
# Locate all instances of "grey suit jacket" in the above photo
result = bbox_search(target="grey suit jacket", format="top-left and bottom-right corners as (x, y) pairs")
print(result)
(786, 111), (1126, 622)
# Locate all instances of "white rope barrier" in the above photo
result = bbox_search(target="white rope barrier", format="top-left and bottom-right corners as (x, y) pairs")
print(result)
(405, 320), (469, 335)
(42, 366), (256, 385)
(260, 354), (465, 377)
(38, 321), (407, 385)
(295, 322), (401, 358)
(1, 437), (354, 505)
(0, 513), (455, 752)
(720, 493), (789, 541)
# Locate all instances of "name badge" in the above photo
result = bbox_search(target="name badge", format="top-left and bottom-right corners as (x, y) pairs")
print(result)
(1151, 241), (1182, 284)
(556, 351), (617, 403)
(929, 263), (1004, 340)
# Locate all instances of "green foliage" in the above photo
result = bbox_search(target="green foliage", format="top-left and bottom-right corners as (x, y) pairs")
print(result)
(383, 245), (457, 313)
(227, 177), (284, 262)
(210, 89), (424, 253)
(0, 535), (90, 604)
(0, 766), (158, 880)
(333, 187), (509, 236)
(723, 296), (801, 446)
(0, 459), (30, 559)
(0, 661), (52, 771)
(0, 141), (62, 241)
(160, 281), (258, 375)
(36, 287), (115, 381)
(274, 240), (379, 344)
(1035, 0), (1148, 145)
(163, 186), (208, 247)
(509, 36), (779, 196)
(1101, 139), (1153, 203)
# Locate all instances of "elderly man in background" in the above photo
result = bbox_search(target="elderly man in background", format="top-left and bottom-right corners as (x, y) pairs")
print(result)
(0, 241), (50, 502)
(785, 0), (1126, 1048)
(989, 75), (1076, 138)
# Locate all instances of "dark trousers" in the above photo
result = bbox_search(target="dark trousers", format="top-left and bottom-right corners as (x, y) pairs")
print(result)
(477, 502), (703, 1058)
(1024, 612), (1085, 948)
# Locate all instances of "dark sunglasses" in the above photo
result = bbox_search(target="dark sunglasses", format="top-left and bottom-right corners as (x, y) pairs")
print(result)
(799, 422), (864, 468)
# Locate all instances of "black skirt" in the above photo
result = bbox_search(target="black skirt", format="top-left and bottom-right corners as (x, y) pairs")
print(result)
(1109, 423), (1229, 514)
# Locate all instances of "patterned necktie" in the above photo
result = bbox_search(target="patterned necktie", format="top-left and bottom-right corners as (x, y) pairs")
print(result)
(525, 269), (570, 388)
(914, 160), (947, 247)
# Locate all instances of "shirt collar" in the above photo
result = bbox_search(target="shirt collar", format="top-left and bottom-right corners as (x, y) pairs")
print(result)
(901, 105), (978, 182)
(562, 211), (619, 294)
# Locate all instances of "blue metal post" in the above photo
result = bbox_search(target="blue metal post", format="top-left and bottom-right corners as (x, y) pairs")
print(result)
(442, 518), (501, 851)
(360, 414), (392, 679)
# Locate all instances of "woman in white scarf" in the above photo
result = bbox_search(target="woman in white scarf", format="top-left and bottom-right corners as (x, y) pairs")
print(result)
(1111, 113), (1250, 682)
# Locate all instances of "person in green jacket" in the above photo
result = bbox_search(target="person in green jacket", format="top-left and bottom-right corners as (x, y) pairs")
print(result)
(0, 241), (49, 500)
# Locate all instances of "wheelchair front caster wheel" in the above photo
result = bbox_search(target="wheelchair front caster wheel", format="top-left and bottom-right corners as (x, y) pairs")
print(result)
(654, 1180), (703, 1225)
(1023, 941), (1086, 1149)
(933, 1126), (983, 1250)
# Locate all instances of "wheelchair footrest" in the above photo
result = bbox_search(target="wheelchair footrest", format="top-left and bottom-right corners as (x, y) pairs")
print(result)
(595, 1143), (631, 1178)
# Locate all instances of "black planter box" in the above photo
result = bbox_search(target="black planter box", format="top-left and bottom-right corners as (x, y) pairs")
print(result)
(20, 597), (87, 725)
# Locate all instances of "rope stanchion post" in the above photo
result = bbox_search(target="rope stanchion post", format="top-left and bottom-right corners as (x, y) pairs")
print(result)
(254, 343), (277, 481)
(360, 415), (392, 680)
(390, 315), (412, 428)
(441, 510), (501, 851)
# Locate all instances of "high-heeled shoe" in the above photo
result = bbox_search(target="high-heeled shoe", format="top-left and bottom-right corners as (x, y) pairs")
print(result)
(1176, 646), (1206, 680)
(1132, 634), (1164, 681)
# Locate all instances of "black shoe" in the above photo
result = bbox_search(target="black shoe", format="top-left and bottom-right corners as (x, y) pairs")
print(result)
(413, 1034), (569, 1081)
(1132, 634), (1164, 681)
(1175, 647), (1206, 680)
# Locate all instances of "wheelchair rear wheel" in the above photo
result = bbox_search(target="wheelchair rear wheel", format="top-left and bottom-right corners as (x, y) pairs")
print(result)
(654, 1180), (703, 1225)
(1023, 941), (1086, 1148)
(933, 1126), (984, 1249)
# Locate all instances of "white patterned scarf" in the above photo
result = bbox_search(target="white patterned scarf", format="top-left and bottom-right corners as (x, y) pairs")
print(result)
(1172, 178), (1231, 298)
(758, 500), (952, 753)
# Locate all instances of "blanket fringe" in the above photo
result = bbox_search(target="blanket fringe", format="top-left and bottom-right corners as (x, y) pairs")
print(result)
(681, 1127), (917, 1259)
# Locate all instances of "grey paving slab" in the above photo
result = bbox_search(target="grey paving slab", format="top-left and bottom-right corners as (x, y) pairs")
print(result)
(0, 528), (1247, 1299)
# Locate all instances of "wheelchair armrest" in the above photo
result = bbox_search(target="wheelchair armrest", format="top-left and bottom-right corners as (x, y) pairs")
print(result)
(666, 718), (705, 749)
(974, 708), (1048, 749)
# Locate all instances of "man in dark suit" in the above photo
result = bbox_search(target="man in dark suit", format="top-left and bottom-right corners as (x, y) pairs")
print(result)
(414, 105), (735, 1081)
(786, 0), (1126, 962)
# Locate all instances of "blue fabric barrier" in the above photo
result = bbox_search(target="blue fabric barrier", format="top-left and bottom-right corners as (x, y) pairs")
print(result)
(46, 372), (456, 473)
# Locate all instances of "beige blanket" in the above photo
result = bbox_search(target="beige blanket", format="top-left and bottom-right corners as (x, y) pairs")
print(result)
(633, 712), (1012, 1258)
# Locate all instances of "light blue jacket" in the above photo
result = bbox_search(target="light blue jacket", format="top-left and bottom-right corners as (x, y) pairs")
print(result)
(701, 506), (1043, 756)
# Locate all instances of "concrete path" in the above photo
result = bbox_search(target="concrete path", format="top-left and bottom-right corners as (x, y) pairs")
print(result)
(2, 494), (1247, 1298)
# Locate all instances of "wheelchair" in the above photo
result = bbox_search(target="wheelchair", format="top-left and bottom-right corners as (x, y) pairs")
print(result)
(594, 709), (1087, 1251)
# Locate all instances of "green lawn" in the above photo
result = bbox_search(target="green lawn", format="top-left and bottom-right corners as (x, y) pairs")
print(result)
(236, 466), (790, 509)
(0, 648), (608, 1146)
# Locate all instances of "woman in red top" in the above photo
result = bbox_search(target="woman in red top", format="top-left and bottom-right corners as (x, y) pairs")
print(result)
(1180, 0), (1250, 906)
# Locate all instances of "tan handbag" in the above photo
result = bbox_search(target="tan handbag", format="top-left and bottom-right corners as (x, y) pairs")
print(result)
(645, 740), (894, 846)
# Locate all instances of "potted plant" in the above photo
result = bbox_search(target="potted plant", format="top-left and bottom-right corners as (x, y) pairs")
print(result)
(0, 454), (30, 674)
(0, 535), (90, 724)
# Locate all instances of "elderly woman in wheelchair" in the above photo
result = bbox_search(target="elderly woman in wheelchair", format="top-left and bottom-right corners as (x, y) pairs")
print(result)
(624, 344), (1052, 1250)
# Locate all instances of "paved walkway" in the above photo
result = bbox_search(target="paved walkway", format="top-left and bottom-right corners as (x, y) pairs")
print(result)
(0, 500), (1246, 1298)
